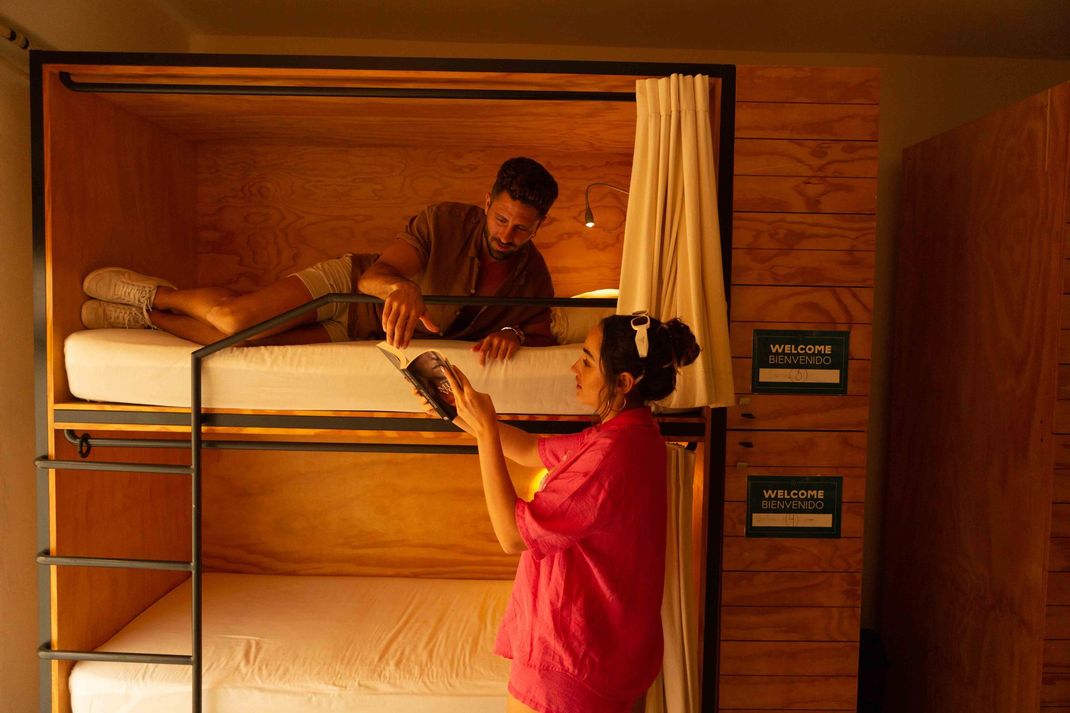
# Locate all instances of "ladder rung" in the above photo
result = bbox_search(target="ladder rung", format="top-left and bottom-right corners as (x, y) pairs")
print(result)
(38, 643), (192, 665)
(36, 550), (192, 571)
(34, 458), (192, 474)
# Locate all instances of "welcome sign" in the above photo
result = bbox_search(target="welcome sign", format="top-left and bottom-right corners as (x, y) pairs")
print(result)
(746, 476), (842, 538)
(751, 329), (849, 394)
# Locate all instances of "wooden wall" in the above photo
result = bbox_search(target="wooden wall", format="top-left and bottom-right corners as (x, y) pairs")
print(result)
(1045, 83), (1070, 711)
(884, 83), (1069, 713)
(719, 66), (879, 712)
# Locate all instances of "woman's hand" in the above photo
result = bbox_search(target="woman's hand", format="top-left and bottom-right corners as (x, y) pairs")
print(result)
(442, 366), (498, 439)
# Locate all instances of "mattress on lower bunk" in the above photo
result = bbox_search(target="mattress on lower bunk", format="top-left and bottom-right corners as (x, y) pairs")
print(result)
(64, 329), (589, 414)
(69, 573), (512, 713)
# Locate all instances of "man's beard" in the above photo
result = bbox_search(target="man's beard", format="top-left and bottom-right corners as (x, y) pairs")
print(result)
(483, 226), (521, 261)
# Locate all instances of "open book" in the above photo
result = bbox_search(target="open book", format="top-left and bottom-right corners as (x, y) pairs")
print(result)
(376, 342), (459, 421)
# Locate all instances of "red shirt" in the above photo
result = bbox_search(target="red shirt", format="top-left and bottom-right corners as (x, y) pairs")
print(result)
(494, 407), (667, 706)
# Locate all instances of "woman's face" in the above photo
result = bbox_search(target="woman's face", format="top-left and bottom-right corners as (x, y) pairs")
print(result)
(571, 324), (608, 412)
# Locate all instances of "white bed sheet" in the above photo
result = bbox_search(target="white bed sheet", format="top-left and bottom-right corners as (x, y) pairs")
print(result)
(69, 573), (512, 713)
(64, 329), (589, 414)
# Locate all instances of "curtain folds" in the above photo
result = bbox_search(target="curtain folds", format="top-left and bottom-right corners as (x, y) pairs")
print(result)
(618, 74), (734, 409)
(645, 444), (699, 713)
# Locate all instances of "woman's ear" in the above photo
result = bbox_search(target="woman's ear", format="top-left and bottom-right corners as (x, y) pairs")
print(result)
(616, 371), (638, 395)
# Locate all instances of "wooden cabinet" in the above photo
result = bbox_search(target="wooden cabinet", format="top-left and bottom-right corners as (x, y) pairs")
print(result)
(883, 82), (1070, 712)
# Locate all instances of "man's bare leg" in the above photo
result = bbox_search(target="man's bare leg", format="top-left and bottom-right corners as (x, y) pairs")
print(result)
(153, 276), (326, 343)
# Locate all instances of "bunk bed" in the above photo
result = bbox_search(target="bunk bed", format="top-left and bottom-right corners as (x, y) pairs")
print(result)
(31, 52), (735, 713)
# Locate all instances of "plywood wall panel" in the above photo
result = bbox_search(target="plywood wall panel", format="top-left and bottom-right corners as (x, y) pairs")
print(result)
(732, 213), (876, 252)
(719, 675), (857, 710)
(722, 537), (863, 572)
(730, 286), (874, 323)
(731, 249), (875, 287)
(719, 641), (859, 676)
(734, 176), (877, 214)
(734, 139), (878, 177)
(725, 431), (868, 468)
(736, 66), (880, 105)
(721, 571), (861, 607)
(720, 605), (860, 642)
(726, 395), (870, 431)
(736, 103), (879, 141)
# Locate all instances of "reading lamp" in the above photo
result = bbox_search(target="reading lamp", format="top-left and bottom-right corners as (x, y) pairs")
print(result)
(584, 182), (630, 228)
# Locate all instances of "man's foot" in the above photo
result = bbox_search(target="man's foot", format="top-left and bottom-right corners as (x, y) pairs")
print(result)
(83, 267), (174, 309)
(80, 300), (154, 330)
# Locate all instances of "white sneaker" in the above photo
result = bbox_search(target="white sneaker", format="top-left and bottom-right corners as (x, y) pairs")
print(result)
(80, 300), (153, 330)
(83, 267), (174, 309)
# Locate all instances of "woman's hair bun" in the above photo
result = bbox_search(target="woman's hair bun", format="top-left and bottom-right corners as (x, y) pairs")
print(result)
(663, 318), (700, 368)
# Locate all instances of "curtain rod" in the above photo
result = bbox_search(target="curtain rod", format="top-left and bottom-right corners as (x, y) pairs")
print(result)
(0, 18), (37, 75)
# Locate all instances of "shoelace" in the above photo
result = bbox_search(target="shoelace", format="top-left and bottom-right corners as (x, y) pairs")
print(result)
(113, 281), (154, 308)
(104, 302), (149, 329)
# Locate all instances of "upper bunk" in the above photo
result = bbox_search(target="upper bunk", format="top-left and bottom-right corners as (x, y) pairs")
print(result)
(32, 53), (736, 441)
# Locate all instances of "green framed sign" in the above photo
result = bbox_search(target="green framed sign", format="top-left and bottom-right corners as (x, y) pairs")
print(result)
(746, 476), (842, 538)
(751, 329), (849, 394)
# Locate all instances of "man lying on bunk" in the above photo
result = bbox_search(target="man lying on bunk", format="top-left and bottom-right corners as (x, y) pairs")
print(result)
(78, 156), (559, 364)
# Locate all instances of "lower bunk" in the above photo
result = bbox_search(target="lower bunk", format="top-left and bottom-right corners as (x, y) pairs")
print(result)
(69, 573), (512, 713)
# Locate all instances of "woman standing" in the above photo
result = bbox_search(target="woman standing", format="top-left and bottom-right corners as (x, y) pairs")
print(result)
(438, 312), (700, 713)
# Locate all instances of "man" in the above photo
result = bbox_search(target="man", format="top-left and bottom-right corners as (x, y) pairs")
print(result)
(80, 157), (559, 364)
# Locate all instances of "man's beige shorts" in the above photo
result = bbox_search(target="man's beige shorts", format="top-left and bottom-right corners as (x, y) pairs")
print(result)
(290, 254), (353, 342)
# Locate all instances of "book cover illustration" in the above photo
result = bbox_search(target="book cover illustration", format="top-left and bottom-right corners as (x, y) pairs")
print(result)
(376, 342), (459, 421)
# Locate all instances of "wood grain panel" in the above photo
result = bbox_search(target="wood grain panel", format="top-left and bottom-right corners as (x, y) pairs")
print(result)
(721, 572), (862, 607)
(720, 641), (859, 676)
(731, 248), (875, 286)
(45, 72), (197, 404)
(1054, 437), (1070, 468)
(732, 358), (870, 395)
(722, 537), (863, 572)
(1043, 676), (1070, 706)
(727, 395), (870, 431)
(1055, 507), (1070, 538)
(719, 675), (857, 709)
(736, 66), (880, 104)
(730, 286), (874, 323)
(735, 102), (880, 141)
(1060, 366), (1070, 398)
(1050, 574), (1070, 606)
(201, 449), (540, 577)
(1050, 539), (1070, 571)
(725, 502), (864, 538)
(732, 212), (877, 251)
(883, 83), (1070, 713)
(1048, 606), (1070, 639)
(726, 466), (867, 502)
(725, 431), (868, 468)
(720, 605), (860, 642)
(99, 91), (638, 151)
(51, 435), (191, 661)
(1048, 641), (1070, 672)
(734, 139), (878, 177)
(1055, 470), (1070, 502)
(1060, 331), (1070, 363)
(195, 143), (631, 296)
(730, 322), (872, 359)
(734, 176), (877, 214)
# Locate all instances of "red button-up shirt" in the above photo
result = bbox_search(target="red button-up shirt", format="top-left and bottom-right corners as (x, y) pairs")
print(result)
(494, 407), (667, 704)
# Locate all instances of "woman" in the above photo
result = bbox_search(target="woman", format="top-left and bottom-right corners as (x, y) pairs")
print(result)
(432, 311), (700, 713)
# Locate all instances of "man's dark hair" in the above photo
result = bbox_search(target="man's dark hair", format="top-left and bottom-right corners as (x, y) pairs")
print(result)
(490, 157), (559, 217)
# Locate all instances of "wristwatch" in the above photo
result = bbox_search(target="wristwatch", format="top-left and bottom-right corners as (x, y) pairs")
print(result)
(500, 326), (526, 345)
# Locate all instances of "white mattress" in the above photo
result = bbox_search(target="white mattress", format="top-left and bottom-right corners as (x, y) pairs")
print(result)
(65, 329), (589, 414)
(69, 573), (512, 713)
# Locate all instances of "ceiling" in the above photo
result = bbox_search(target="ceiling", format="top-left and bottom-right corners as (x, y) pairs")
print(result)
(159, 0), (1070, 60)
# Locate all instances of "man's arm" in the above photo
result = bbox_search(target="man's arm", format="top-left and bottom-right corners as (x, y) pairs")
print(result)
(356, 239), (438, 348)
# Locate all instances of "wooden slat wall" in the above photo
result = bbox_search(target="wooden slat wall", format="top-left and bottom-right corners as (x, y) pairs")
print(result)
(1046, 84), (1070, 710)
(719, 65), (879, 712)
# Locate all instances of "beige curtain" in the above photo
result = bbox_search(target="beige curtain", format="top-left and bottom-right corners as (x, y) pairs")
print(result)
(618, 74), (734, 409)
(645, 444), (700, 713)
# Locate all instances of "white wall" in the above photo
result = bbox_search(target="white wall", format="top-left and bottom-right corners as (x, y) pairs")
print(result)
(0, 5), (187, 711)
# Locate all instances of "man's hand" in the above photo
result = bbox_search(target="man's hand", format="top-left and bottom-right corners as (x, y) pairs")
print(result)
(472, 330), (521, 365)
(382, 280), (440, 349)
